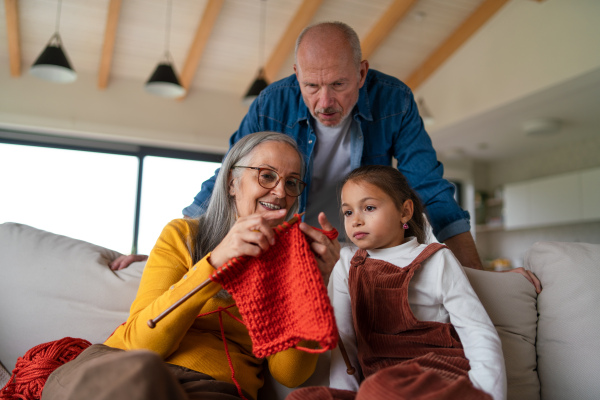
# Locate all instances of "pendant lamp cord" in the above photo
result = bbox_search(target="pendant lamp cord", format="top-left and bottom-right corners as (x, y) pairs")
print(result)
(55, 0), (62, 34)
(259, 0), (266, 72)
(164, 0), (173, 62)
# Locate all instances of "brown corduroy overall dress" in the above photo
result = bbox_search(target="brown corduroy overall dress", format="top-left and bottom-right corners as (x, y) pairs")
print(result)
(287, 243), (492, 400)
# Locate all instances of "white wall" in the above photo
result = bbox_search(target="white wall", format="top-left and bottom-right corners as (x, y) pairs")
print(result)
(418, 0), (600, 132)
(474, 135), (600, 263)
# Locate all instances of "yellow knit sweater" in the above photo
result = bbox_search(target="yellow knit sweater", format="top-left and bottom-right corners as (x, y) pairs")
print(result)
(105, 218), (318, 399)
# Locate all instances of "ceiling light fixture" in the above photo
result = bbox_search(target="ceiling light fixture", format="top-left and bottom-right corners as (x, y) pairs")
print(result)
(145, 0), (186, 98)
(243, 0), (269, 105)
(522, 118), (562, 136)
(29, 0), (77, 83)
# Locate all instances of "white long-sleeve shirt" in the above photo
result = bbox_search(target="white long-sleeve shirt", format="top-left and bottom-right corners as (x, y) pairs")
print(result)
(329, 238), (506, 400)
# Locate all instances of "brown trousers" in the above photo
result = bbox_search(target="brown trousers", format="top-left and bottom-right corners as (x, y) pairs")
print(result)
(41, 344), (247, 400)
(287, 361), (491, 400)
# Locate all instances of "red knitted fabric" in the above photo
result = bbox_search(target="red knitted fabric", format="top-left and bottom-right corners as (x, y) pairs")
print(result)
(210, 216), (339, 358)
(0, 337), (91, 400)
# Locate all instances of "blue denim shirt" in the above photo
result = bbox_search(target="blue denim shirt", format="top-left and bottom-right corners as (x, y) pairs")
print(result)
(183, 69), (470, 242)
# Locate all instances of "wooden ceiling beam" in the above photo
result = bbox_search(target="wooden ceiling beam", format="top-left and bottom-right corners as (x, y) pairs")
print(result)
(98, 0), (123, 89)
(405, 0), (510, 91)
(178, 0), (225, 99)
(4, 0), (21, 77)
(262, 0), (324, 82)
(361, 0), (417, 60)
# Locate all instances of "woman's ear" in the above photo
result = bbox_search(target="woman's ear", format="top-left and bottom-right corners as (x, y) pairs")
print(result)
(228, 172), (236, 197)
(401, 199), (414, 223)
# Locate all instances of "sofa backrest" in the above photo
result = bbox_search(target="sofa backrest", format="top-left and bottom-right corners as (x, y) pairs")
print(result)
(0, 222), (144, 372)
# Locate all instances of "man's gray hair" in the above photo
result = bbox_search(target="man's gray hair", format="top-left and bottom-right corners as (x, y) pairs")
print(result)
(295, 21), (362, 69)
(193, 132), (304, 263)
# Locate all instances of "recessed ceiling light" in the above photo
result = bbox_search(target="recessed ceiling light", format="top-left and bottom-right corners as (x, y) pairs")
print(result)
(522, 118), (562, 136)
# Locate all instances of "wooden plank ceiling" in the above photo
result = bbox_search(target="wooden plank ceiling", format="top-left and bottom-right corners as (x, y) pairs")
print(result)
(2, 0), (521, 99)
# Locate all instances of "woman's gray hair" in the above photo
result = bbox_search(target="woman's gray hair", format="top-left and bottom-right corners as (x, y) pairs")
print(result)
(295, 21), (362, 70)
(193, 132), (305, 264)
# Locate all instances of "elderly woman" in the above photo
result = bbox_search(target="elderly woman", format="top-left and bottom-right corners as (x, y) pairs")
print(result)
(41, 132), (341, 400)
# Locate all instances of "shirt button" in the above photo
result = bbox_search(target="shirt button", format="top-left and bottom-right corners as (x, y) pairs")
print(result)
(308, 140), (313, 144)
(170, 285), (175, 290)
(183, 274), (188, 279)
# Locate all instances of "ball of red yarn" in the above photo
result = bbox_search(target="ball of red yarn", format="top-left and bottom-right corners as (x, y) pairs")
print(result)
(0, 337), (91, 400)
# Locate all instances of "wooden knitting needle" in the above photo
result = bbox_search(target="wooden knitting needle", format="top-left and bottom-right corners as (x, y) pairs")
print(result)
(148, 213), (305, 329)
(337, 335), (356, 375)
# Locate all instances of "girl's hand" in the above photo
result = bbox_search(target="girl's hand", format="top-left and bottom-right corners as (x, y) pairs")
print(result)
(208, 209), (286, 268)
(300, 212), (341, 286)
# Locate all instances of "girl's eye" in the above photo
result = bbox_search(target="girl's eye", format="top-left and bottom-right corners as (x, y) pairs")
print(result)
(343, 210), (352, 217)
(365, 205), (375, 212)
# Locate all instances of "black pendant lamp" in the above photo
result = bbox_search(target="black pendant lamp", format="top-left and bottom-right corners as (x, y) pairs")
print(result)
(30, 0), (77, 83)
(145, 0), (186, 98)
(243, 0), (269, 105)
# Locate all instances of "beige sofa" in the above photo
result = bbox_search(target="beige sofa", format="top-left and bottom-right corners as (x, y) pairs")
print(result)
(1, 222), (599, 399)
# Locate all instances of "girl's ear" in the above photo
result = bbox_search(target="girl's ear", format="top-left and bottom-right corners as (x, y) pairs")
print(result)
(401, 199), (414, 223)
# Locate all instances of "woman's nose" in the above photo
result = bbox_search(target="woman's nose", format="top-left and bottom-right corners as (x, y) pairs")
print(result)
(271, 180), (287, 198)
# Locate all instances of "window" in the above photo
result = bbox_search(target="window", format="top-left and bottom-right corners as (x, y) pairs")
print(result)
(0, 134), (223, 255)
(137, 156), (220, 254)
(0, 143), (139, 253)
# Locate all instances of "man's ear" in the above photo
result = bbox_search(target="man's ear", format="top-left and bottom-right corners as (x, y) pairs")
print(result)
(358, 60), (369, 88)
(402, 199), (414, 222)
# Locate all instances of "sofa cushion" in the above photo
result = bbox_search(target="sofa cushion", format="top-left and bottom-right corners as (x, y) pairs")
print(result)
(0, 222), (144, 371)
(463, 267), (539, 400)
(525, 241), (600, 400)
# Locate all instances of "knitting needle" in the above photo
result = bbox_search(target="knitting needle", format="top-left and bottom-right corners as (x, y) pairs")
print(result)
(337, 335), (356, 375)
(148, 213), (305, 329)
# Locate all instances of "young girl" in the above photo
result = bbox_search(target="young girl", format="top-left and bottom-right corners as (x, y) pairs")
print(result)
(289, 165), (506, 400)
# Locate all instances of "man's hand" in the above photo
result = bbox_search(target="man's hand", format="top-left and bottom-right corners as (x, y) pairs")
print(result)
(109, 254), (149, 271)
(299, 212), (341, 286)
(444, 231), (542, 293)
(504, 268), (542, 294)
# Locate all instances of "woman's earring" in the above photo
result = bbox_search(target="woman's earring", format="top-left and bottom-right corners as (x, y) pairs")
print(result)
(403, 223), (409, 230)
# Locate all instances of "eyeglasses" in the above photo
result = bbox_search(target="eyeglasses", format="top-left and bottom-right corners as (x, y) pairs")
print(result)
(232, 166), (306, 197)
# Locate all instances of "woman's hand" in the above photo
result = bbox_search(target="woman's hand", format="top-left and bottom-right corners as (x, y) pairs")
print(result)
(208, 209), (287, 268)
(300, 212), (341, 286)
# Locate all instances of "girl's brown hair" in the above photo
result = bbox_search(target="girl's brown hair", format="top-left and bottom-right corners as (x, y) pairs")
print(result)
(341, 165), (428, 244)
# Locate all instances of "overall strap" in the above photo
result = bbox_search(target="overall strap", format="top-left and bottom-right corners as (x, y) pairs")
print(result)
(408, 243), (448, 268)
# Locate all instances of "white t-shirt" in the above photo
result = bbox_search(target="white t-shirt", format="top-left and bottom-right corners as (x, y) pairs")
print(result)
(329, 238), (507, 400)
(305, 117), (352, 232)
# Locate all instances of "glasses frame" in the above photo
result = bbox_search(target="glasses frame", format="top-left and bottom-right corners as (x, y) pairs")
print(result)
(232, 166), (306, 197)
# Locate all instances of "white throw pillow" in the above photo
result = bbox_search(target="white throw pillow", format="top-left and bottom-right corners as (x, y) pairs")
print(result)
(525, 241), (600, 400)
(0, 222), (144, 371)
(463, 267), (539, 400)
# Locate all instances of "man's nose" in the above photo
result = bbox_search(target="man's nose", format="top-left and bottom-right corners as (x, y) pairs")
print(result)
(318, 87), (336, 108)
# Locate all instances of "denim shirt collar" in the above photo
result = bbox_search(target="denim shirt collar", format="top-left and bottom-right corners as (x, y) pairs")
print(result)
(354, 80), (373, 122)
